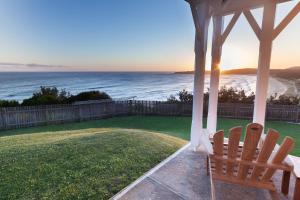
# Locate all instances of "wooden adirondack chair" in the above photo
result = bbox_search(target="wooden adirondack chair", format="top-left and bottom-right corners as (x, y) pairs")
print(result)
(208, 123), (295, 194)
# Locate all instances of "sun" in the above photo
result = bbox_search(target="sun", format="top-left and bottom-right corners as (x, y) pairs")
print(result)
(220, 65), (235, 71)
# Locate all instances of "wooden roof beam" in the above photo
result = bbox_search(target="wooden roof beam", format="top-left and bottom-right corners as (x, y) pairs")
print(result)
(221, 11), (241, 44)
(273, 1), (300, 40)
(243, 9), (262, 41)
(213, 0), (291, 16)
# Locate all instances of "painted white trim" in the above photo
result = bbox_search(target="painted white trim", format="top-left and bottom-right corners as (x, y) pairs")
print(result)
(207, 15), (223, 134)
(190, 0), (211, 149)
(110, 143), (191, 200)
(253, 2), (276, 126)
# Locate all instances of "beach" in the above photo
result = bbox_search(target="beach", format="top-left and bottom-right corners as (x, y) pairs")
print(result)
(275, 78), (300, 96)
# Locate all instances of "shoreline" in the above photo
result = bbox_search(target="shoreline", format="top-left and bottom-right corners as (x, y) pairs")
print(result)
(274, 77), (300, 97)
(0, 73), (298, 102)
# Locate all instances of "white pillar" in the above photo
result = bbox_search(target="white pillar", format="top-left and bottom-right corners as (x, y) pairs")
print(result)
(189, 1), (211, 149)
(207, 15), (224, 134)
(253, 2), (276, 126)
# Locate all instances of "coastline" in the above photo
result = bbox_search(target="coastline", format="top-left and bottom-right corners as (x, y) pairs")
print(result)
(274, 77), (300, 96)
(0, 72), (298, 102)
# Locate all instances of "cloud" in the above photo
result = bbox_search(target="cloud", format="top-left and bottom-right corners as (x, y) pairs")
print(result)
(0, 62), (24, 66)
(0, 62), (65, 68)
(0, 62), (68, 72)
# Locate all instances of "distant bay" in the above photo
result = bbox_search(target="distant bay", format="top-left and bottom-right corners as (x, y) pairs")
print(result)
(0, 72), (297, 102)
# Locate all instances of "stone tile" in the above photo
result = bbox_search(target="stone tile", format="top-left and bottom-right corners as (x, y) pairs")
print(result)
(214, 180), (271, 200)
(213, 170), (296, 200)
(118, 177), (184, 200)
(114, 146), (296, 200)
(150, 149), (211, 200)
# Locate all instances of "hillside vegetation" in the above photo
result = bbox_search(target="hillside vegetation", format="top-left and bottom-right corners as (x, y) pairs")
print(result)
(175, 66), (300, 80)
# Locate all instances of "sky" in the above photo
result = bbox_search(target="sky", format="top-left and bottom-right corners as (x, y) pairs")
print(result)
(0, 0), (299, 72)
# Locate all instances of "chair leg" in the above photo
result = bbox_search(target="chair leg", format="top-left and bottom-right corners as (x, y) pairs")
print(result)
(269, 190), (280, 200)
(281, 170), (291, 196)
(207, 156), (210, 176)
(294, 177), (300, 200)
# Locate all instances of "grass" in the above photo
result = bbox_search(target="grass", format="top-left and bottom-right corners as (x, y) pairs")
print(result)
(0, 116), (299, 199)
(1, 116), (299, 155)
(0, 128), (186, 199)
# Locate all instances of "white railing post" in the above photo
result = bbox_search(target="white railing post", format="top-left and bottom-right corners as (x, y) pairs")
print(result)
(189, 0), (211, 149)
(253, 2), (276, 126)
(207, 15), (224, 134)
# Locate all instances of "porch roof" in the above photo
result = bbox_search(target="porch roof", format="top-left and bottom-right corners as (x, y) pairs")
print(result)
(186, 0), (292, 16)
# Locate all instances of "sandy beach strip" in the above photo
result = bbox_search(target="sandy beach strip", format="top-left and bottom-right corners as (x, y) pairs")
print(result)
(274, 77), (300, 96)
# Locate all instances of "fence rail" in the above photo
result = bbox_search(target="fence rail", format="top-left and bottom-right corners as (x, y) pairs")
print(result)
(0, 100), (299, 130)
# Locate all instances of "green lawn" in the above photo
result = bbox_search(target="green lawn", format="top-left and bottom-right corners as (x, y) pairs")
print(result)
(0, 128), (186, 199)
(0, 116), (299, 199)
(1, 116), (299, 155)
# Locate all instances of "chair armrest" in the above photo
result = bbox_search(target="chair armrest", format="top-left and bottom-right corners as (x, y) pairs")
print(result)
(289, 155), (300, 178)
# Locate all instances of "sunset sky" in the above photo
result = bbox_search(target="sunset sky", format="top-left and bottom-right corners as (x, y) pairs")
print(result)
(0, 0), (299, 72)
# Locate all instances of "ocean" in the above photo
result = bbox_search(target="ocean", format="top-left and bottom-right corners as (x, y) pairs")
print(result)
(0, 72), (291, 102)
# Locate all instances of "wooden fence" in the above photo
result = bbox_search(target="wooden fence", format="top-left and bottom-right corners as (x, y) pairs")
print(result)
(0, 101), (131, 130)
(130, 101), (300, 122)
(0, 100), (299, 130)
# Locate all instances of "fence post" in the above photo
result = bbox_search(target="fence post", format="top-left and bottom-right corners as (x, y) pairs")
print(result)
(296, 106), (299, 123)
(78, 105), (82, 121)
(234, 104), (239, 119)
(0, 108), (7, 129)
(128, 100), (132, 115)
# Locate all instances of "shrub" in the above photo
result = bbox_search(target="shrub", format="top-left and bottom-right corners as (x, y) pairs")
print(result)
(21, 87), (111, 106)
(167, 90), (194, 103)
(0, 100), (20, 107)
(22, 86), (69, 106)
(218, 86), (255, 103)
(167, 95), (178, 103)
(168, 87), (300, 105)
(268, 93), (300, 105)
(167, 87), (254, 104)
(68, 91), (111, 103)
(178, 89), (193, 103)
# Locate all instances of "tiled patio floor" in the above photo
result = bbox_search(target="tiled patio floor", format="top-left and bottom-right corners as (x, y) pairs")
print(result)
(111, 144), (297, 200)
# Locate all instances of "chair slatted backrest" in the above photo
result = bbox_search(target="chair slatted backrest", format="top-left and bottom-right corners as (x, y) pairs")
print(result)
(213, 130), (224, 174)
(212, 123), (295, 185)
(250, 129), (280, 180)
(237, 123), (263, 180)
(226, 127), (242, 176)
(261, 136), (295, 181)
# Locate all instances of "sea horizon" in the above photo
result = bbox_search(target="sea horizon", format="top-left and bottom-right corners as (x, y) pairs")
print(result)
(0, 72), (298, 102)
